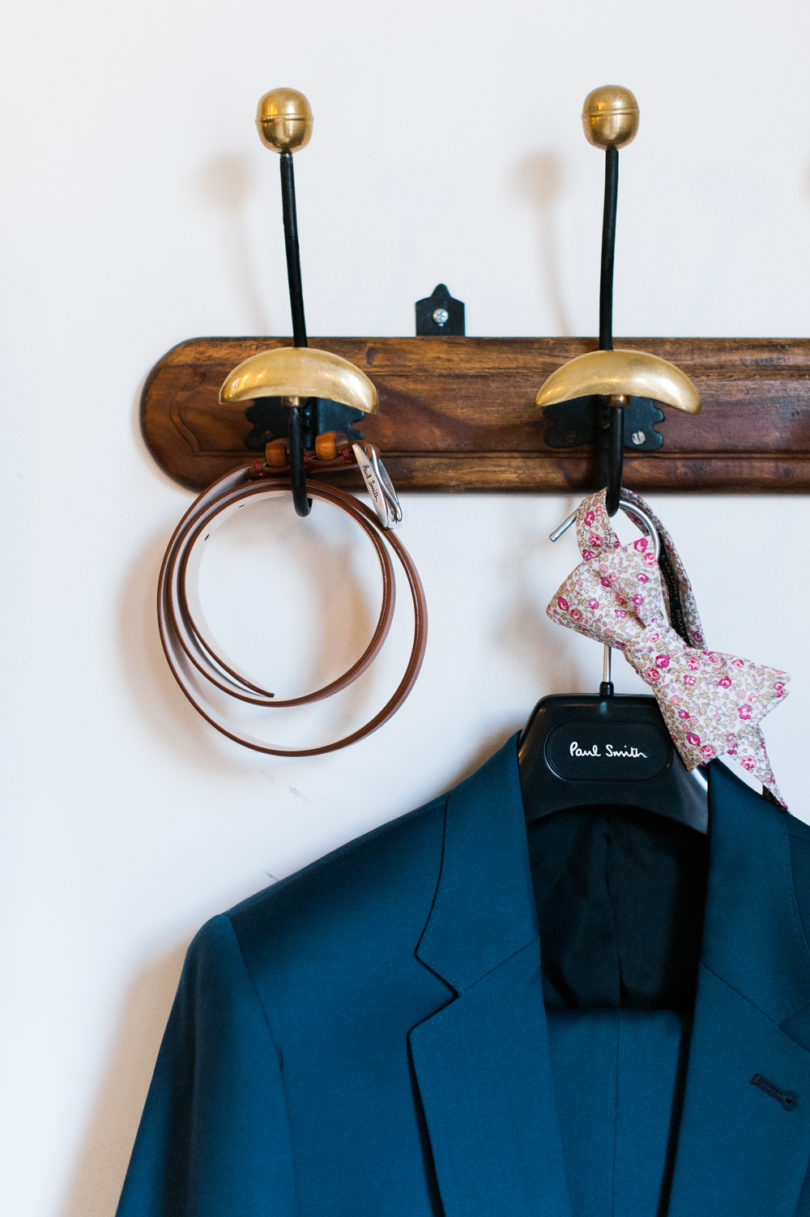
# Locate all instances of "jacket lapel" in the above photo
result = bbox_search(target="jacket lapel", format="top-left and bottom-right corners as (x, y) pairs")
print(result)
(408, 736), (573, 1217)
(667, 762), (810, 1217)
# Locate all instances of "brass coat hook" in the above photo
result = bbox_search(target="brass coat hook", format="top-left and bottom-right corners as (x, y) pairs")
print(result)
(536, 87), (700, 514)
(219, 88), (380, 518)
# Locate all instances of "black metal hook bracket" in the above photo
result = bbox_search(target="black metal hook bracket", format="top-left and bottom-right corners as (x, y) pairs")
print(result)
(243, 397), (368, 455)
(416, 284), (466, 336)
(543, 396), (665, 455)
(242, 393), (368, 517)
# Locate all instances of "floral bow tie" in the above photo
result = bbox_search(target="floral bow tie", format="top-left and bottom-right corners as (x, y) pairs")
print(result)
(547, 488), (789, 806)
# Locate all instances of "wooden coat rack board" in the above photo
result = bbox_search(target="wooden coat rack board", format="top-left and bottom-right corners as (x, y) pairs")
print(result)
(142, 335), (810, 495)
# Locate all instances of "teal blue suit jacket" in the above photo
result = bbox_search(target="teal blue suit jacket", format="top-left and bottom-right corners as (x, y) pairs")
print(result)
(116, 736), (810, 1216)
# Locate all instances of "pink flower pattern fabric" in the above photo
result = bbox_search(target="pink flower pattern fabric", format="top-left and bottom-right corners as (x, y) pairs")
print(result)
(547, 488), (789, 806)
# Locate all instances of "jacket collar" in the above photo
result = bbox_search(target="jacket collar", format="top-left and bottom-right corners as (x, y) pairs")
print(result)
(410, 734), (810, 1217)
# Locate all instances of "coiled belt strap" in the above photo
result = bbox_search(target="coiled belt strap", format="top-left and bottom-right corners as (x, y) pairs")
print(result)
(157, 465), (427, 756)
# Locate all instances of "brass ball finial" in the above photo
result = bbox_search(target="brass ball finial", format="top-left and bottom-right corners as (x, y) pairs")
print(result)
(581, 86), (639, 150)
(256, 88), (313, 154)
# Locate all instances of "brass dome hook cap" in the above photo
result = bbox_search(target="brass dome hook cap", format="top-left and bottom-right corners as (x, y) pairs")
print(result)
(582, 85), (639, 150)
(535, 349), (701, 415)
(256, 87), (313, 154)
(219, 346), (379, 416)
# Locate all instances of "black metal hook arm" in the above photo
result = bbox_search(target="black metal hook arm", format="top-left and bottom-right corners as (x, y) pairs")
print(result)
(279, 152), (311, 515)
(598, 146), (623, 516)
(280, 153), (308, 350)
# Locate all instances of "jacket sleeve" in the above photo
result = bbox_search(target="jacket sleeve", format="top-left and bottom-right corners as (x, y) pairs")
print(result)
(116, 913), (295, 1217)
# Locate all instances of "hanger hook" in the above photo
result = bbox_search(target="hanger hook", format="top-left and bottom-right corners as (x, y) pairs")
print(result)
(616, 498), (661, 559)
(550, 495), (661, 560)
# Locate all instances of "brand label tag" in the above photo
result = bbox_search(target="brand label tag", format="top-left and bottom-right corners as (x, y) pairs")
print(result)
(546, 720), (671, 782)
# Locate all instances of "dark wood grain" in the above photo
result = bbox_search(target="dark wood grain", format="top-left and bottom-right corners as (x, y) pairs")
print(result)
(141, 337), (810, 492)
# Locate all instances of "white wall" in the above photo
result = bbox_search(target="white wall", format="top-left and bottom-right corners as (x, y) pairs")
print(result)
(5, 2), (810, 1213)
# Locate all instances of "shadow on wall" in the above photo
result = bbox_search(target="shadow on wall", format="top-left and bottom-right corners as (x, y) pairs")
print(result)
(116, 520), (228, 770)
(511, 152), (570, 336)
(123, 376), (239, 769)
(491, 494), (588, 696)
(194, 152), (274, 335)
(59, 944), (187, 1217)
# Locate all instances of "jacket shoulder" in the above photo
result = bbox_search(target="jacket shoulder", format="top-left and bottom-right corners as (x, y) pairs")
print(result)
(220, 791), (448, 995)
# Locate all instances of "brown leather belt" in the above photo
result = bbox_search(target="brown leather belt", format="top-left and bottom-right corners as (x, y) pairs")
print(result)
(157, 463), (427, 756)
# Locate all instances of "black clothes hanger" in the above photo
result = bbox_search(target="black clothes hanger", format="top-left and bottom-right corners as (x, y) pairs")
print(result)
(519, 688), (709, 832)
